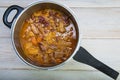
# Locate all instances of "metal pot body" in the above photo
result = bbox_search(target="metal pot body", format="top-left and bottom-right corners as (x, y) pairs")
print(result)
(5, 1), (81, 70)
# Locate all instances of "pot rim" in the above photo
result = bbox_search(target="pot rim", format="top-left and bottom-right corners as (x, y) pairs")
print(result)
(11, 0), (82, 70)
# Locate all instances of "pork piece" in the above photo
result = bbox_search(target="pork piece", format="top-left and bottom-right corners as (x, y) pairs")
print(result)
(44, 21), (49, 27)
(49, 19), (56, 29)
(35, 17), (39, 23)
(49, 53), (56, 64)
(44, 32), (56, 44)
(54, 51), (63, 58)
(31, 24), (39, 34)
(24, 26), (32, 38)
(49, 44), (57, 50)
(26, 26), (31, 33)
(65, 42), (72, 46)
(39, 16), (49, 27)
(56, 18), (60, 23)
(63, 47), (72, 57)
(25, 31), (35, 40)
(49, 10), (56, 16)
(43, 54), (49, 63)
(57, 40), (72, 47)
(61, 57), (67, 61)
(27, 18), (34, 24)
(62, 16), (70, 26)
(38, 42), (47, 51)
(69, 31), (73, 37)
(38, 26), (49, 37)
(54, 47), (72, 62)
(63, 35), (70, 41)
(38, 26), (45, 34)
(39, 16), (45, 23)
(57, 22), (66, 33)
(46, 48), (54, 54)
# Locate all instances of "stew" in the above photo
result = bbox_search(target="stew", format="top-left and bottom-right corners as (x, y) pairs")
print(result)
(20, 9), (77, 67)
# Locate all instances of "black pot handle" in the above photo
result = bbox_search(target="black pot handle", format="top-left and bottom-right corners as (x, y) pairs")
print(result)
(3, 5), (23, 29)
(73, 47), (119, 80)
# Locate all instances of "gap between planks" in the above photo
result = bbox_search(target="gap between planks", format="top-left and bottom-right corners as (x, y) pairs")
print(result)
(0, 70), (119, 80)
(1, 0), (120, 8)
(0, 38), (120, 70)
(1, 7), (120, 39)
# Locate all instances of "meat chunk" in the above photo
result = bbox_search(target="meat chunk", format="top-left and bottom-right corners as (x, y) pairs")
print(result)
(59, 22), (66, 32)
(38, 43), (47, 51)
(31, 24), (39, 34)
(63, 16), (70, 26)
(49, 44), (57, 49)
(54, 51), (63, 58)
(49, 53), (56, 64)
(28, 18), (34, 24)
(43, 54), (49, 64)
(39, 16), (49, 27)
(57, 22), (66, 33)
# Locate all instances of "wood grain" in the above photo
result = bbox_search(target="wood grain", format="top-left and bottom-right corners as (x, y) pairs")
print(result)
(1, 7), (120, 38)
(1, 0), (120, 79)
(1, 0), (120, 7)
(1, 70), (118, 80)
(0, 38), (120, 70)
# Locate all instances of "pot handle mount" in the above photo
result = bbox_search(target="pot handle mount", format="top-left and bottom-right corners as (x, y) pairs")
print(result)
(3, 5), (23, 28)
(73, 47), (119, 80)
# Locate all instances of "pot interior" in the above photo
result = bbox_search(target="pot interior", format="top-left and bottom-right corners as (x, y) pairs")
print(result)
(13, 2), (79, 68)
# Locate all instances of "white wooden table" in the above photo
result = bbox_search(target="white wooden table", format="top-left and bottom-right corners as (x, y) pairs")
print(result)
(0, 0), (120, 80)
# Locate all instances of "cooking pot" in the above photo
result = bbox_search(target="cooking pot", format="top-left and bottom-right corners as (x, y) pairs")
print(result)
(3, 0), (119, 79)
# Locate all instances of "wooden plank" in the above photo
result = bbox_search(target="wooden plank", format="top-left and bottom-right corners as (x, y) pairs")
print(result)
(0, 8), (11, 38)
(1, 1), (120, 80)
(1, 7), (120, 39)
(0, 38), (120, 70)
(0, 70), (119, 80)
(1, 0), (120, 7)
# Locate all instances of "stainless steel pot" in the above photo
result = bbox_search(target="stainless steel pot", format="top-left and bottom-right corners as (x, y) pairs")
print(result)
(3, 0), (119, 79)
